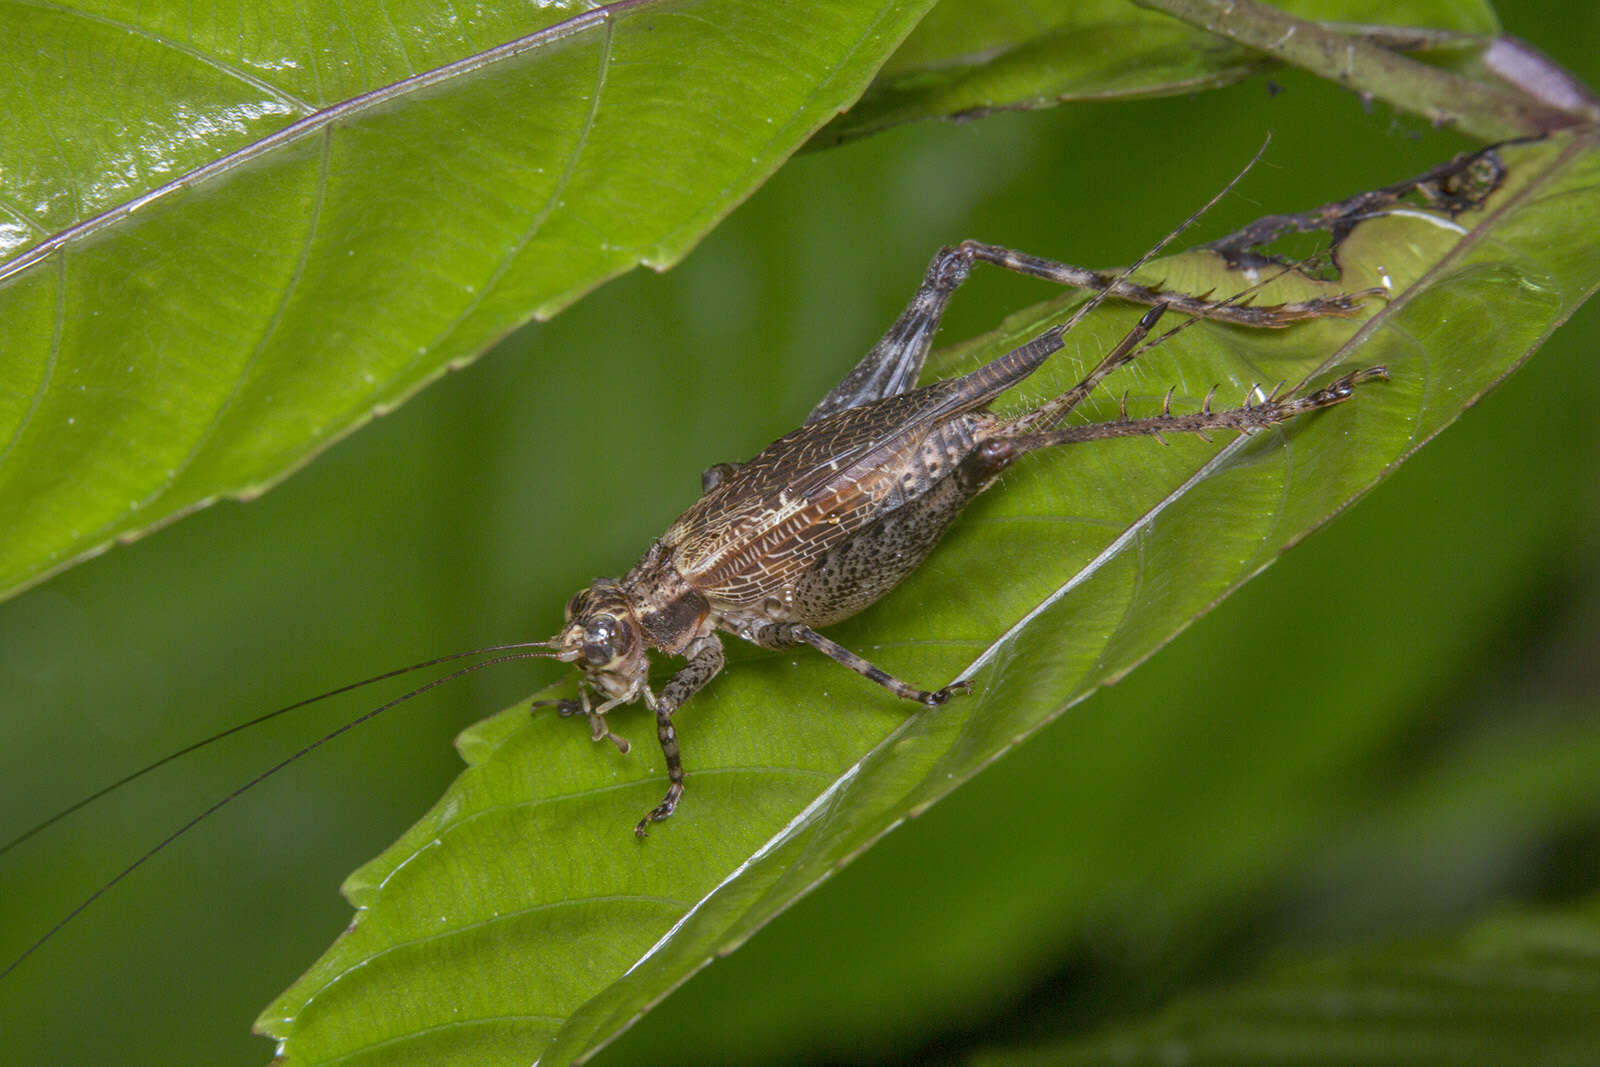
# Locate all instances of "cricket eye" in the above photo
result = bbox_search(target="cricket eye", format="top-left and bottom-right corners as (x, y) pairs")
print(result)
(582, 616), (617, 666)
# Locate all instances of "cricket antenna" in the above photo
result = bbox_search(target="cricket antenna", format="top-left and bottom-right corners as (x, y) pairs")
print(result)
(1052, 132), (1275, 341)
(0, 644), (561, 982)
(0, 641), (557, 861)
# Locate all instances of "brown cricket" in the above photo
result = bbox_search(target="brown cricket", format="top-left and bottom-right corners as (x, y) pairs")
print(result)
(541, 234), (1387, 836)
(8, 146), (1528, 987)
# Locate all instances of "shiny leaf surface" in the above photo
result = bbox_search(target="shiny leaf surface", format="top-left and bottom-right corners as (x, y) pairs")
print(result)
(0, 0), (937, 601)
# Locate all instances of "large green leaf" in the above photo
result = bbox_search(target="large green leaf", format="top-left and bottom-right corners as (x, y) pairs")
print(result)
(0, 0), (1538, 611)
(974, 893), (1600, 1064)
(0, 0), (940, 601)
(258, 133), (1600, 1064)
(816, 0), (1500, 145)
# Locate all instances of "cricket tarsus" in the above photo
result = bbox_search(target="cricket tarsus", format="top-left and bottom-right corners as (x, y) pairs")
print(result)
(541, 697), (632, 753)
(548, 167), (1387, 835)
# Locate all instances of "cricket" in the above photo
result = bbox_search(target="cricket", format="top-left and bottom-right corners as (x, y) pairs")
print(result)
(19, 139), (1522, 980)
(543, 237), (1384, 838)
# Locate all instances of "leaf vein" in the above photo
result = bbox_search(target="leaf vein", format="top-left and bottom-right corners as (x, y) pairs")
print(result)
(406, 6), (617, 369)
(0, 0), (645, 283)
(318, 1013), (568, 1066)
(333, 893), (688, 981)
(67, 127), (335, 540)
(8, 0), (315, 112)
(389, 763), (839, 869)
(954, 435), (1255, 685)
(0, 251), (65, 478)
(649, 1), (911, 263)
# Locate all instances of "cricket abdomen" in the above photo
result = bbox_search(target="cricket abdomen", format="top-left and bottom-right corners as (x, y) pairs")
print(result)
(786, 418), (1014, 625)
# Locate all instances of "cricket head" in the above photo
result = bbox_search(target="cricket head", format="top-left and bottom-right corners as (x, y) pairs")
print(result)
(553, 579), (650, 703)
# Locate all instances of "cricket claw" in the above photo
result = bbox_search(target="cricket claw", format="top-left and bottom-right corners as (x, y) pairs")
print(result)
(930, 680), (972, 704)
(635, 783), (684, 838)
(590, 718), (630, 753)
(532, 697), (631, 752)
(1307, 365), (1388, 405)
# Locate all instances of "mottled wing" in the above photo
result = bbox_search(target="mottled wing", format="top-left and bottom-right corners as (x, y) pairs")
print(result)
(666, 378), (983, 608)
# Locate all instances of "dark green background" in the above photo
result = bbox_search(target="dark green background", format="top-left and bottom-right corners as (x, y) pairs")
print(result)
(3, 3), (1596, 1063)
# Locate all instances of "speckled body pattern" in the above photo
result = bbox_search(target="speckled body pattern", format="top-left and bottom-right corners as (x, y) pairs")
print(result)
(545, 235), (1386, 836)
(666, 396), (996, 628)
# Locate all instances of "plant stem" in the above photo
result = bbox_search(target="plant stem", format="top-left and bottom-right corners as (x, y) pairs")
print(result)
(1133, 0), (1590, 140)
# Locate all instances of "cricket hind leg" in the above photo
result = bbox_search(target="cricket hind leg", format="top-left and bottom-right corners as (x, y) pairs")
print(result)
(808, 237), (1375, 428)
(999, 256), (1385, 439)
(956, 241), (1373, 328)
(1007, 302), (1173, 435)
(807, 245), (975, 424)
(996, 366), (1389, 456)
(751, 622), (971, 706)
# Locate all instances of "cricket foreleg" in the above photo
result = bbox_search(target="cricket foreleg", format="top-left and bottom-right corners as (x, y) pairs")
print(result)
(807, 245), (975, 424)
(531, 694), (631, 753)
(635, 635), (726, 838)
(1001, 367), (1388, 451)
(957, 241), (1371, 328)
(752, 622), (970, 706)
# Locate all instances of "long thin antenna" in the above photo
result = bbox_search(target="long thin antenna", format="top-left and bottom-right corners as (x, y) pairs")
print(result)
(1052, 133), (1275, 341)
(1, 648), (561, 982)
(0, 642), (555, 860)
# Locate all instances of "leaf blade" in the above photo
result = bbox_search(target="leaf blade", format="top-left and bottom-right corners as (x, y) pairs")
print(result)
(0, 0), (938, 602)
(816, 0), (1502, 145)
(973, 895), (1600, 1065)
(258, 133), (1600, 1064)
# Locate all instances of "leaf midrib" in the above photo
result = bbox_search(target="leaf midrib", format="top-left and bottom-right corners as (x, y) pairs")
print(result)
(0, 0), (645, 283)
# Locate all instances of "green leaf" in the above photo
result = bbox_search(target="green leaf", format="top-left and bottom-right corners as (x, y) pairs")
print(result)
(973, 894), (1600, 1064)
(817, 0), (1501, 145)
(0, 0), (938, 602)
(258, 133), (1600, 1064)
(1138, 0), (1593, 140)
